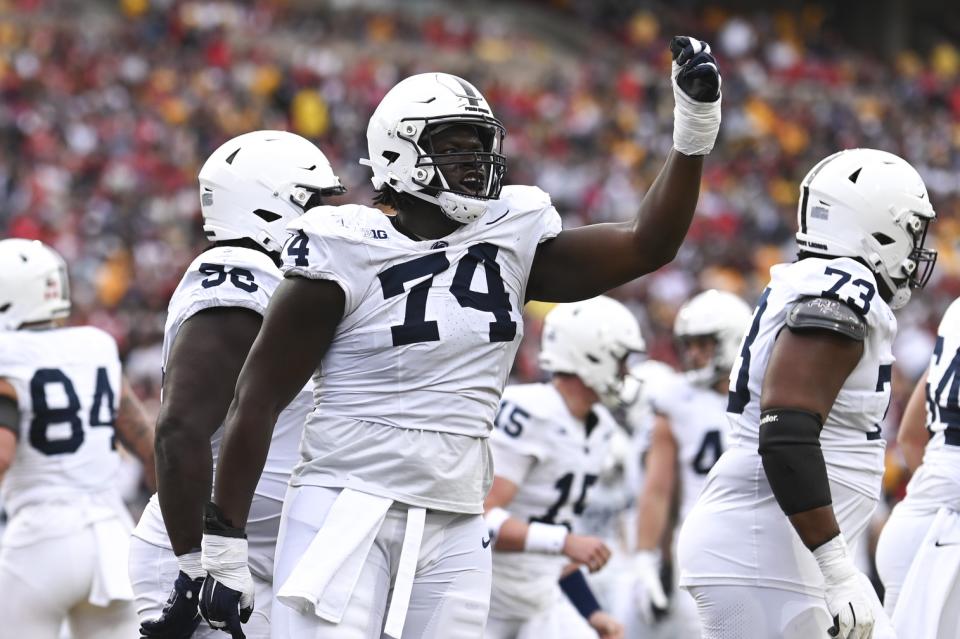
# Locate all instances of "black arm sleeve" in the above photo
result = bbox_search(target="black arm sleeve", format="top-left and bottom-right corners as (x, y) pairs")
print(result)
(758, 408), (832, 515)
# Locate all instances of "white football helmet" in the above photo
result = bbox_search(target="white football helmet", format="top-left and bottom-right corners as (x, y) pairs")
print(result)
(674, 289), (752, 386)
(199, 130), (345, 254)
(540, 296), (646, 408)
(361, 73), (506, 224)
(795, 148), (936, 310)
(0, 238), (70, 330)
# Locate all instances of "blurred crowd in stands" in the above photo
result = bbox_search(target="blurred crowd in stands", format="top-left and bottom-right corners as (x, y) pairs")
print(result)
(2, 0), (959, 504)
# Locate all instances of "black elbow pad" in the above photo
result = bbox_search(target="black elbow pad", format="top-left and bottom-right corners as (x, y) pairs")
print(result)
(758, 408), (832, 515)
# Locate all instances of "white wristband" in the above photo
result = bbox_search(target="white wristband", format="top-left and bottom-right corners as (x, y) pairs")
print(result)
(812, 534), (858, 585)
(672, 64), (722, 156)
(201, 533), (249, 592)
(525, 522), (568, 554)
(176, 550), (205, 580)
(485, 507), (511, 540)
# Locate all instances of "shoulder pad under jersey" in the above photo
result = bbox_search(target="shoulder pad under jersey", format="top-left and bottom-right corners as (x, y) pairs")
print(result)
(786, 296), (868, 342)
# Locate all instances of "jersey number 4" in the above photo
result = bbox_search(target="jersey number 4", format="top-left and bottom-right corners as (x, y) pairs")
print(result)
(29, 368), (116, 456)
(378, 243), (516, 346)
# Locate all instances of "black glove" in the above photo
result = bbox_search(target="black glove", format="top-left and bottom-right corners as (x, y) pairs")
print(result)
(670, 36), (721, 102)
(140, 570), (204, 639)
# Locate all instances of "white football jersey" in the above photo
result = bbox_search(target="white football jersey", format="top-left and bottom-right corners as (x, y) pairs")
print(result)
(923, 297), (960, 446)
(899, 296), (960, 502)
(648, 375), (728, 521)
(489, 382), (618, 619)
(725, 256), (895, 493)
(282, 185), (562, 514)
(0, 326), (122, 517)
(133, 246), (313, 555)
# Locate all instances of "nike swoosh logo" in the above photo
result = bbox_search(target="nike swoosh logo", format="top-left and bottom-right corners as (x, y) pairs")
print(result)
(935, 540), (960, 547)
(482, 537), (491, 548)
(485, 210), (509, 225)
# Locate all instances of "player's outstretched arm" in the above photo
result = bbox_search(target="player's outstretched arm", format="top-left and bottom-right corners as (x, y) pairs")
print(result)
(760, 326), (874, 639)
(897, 367), (930, 473)
(115, 376), (157, 491)
(527, 36), (721, 303)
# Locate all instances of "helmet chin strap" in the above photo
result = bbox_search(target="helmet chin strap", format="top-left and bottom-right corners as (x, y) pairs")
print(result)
(401, 182), (489, 224)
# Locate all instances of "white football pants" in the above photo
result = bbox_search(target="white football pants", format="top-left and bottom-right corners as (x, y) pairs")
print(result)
(0, 522), (138, 639)
(271, 485), (491, 639)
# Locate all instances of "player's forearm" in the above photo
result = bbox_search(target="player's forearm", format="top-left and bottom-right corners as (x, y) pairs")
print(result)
(117, 378), (156, 490)
(629, 150), (703, 270)
(492, 517), (531, 552)
(211, 400), (278, 527)
(155, 413), (215, 555)
(788, 505), (842, 551)
(898, 370), (930, 472)
(635, 489), (671, 551)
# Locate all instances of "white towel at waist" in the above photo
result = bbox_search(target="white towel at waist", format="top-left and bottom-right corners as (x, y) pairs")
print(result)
(276, 487), (426, 638)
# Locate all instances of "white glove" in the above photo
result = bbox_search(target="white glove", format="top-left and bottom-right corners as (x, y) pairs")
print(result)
(813, 535), (875, 639)
(200, 532), (255, 638)
(633, 550), (669, 624)
(670, 35), (722, 156)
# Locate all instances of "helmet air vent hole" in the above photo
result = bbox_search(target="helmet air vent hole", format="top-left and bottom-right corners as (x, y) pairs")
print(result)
(586, 354), (601, 364)
(225, 148), (241, 165)
(848, 168), (862, 183)
(382, 151), (400, 164)
(0, 303), (9, 313)
(873, 233), (896, 246)
(253, 209), (282, 223)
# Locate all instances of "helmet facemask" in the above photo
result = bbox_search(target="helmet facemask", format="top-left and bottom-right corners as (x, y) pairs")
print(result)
(865, 213), (937, 310)
(396, 116), (506, 222)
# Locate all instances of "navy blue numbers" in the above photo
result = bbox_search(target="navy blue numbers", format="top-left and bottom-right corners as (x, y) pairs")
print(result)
(379, 242), (516, 347)
(29, 367), (116, 456)
(822, 266), (875, 315)
(451, 244), (517, 342)
(198, 263), (258, 292)
(378, 253), (450, 346)
(286, 230), (310, 267)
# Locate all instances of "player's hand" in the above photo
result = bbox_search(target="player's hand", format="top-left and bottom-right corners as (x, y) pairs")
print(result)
(588, 610), (625, 639)
(563, 534), (611, 572)
(669, 36), (722, 156)
(139, 570), (204, 638)
(632, 550), (669, 624)
(813, 535), (875, 639)
(670, 36), (721, 102)
(199, 502), (255, 639)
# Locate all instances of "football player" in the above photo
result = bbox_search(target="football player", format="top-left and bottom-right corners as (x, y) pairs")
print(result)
(677, 148), (937, 639)
(0, 238), (155, 639)
(200, 36), (722, 639)
(483, 296), (642, 639)
(128, 130), (344, 639)
(631, 289), (751, 638)
(582, 357), (677, 638)
(875, 297), (960, 636)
